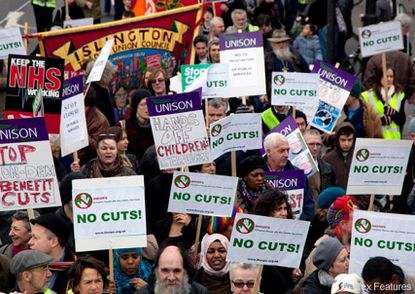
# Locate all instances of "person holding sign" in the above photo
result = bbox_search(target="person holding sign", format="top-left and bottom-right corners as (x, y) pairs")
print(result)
(113, 248), (152, 293)
(252, 189), (302, 293)
(361, 67), (406, 140)
(300, 237), (349, 293)
(193, 234), (231, 294)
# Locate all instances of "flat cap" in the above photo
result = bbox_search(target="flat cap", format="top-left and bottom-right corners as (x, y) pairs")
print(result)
(10, 250), (52, 275)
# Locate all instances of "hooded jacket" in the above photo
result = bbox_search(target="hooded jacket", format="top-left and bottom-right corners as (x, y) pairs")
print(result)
(322, 122), (356, 190)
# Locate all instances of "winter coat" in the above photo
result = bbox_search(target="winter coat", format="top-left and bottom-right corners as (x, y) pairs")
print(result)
(293, 34), (322, 65)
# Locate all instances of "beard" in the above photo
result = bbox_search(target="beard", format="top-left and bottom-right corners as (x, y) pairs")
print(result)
(154, 271), (191, 294)
(273, 46), (294, 62)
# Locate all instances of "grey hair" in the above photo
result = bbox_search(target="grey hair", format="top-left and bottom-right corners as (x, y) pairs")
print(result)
(231, 9), (247, 22)
(304, 129), (321, 138)
(209, 17), (224, 32)
(263, 132), (288, 151)
(395, 13), (412, 27)
(85, 59), (116, 85)
(208, 98), (227, 110)
(12, 210), (39, 231)
(229, 262), (259, 280)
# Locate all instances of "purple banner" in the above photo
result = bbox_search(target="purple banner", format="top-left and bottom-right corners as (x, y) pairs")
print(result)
(0, 117), (49, 144)
(63, 75), (84, 99)
(219, 31), (263, 51)
(147, 91), (202, 117)
(265, 170), (305, 190)
(312, 60), (356, 91)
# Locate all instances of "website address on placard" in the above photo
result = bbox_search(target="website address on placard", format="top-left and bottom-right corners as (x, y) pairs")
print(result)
(247, 258), (279, 264)
(95, 230), (126, 235)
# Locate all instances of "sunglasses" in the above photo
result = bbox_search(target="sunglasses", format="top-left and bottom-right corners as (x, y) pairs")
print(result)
(232, 280), (255, 288)
(150, 78), (165, 84)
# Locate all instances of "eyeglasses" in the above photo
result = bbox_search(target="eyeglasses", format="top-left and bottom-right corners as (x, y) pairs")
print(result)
(150, 78), (165, 84)
(232, 280), (255, 288)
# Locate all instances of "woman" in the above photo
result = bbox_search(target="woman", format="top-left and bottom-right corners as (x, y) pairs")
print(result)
(252, 189), (301, 293)
(67, 255), (108, 294)
(113, 248), (152, 293)
(189, 162), (216, 174)
(300, 237), (349, 293)
(236, 155), (272, 212)
(113, 86), (130, 123)
(125, 89), (154, 162)
(193, 234), (231, 294)
(107, 126), (139, 173)
(361, 67), (405, 140)
(74, 133), (136, 177)
(148, 68), (171, 96)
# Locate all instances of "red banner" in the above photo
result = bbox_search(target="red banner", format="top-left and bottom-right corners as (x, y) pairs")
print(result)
(132, 0), (199, 17)
(38, 5), (203, 90)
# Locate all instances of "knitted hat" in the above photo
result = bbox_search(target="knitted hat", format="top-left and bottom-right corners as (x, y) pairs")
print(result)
(313, 237), (344, 271)
(350, 80), (361, 98)
(208, 206), (243, 234)
(237, 155), (265, 178)
(409, 117), (415, 134)
(327, 196), (356, 229)
(130, 89), (152, 115)
(331, 273), (363, 294)
(59, 172), (87, 205)
(317, 187), (346, 209)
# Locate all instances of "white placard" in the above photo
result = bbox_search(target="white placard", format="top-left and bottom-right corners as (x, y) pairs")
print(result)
(86, 38), (114, 84)
(210, 113), (262, 160)
(346, 138), (412, 195)
(359, 21), (404, 58)
(350, 210), (415, 277)
(228, 213), (310, 268)
(63, 18), (94, 29)
(72, 176), (147, 252)
(168, 171), (238, 217)
(0, 27), (25, 59)
(271, 72), (319, 107)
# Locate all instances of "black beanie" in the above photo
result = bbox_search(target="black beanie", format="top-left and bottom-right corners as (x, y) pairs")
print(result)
(237, 155), (265, 178)
(59, 172), (87, 205)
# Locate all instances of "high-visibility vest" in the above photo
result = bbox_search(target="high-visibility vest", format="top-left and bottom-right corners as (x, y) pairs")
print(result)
(361, 89), (404, 140)
(32, 0), (56, 8)
(248, 24), (259, 32)
(261, 108), (280, 131)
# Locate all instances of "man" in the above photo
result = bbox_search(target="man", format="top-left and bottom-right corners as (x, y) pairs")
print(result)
(225, 9), (259, 34)
(208, 38), (220, 64)
(265, 29), (309, 97)
(362, 256), (414, 294)
(10, 250), (54, 294)
(323, 122), (356, 190)
(229, 263), (260, 294)
(207, 17), (225, 41)
(193, 35), (208, 64)
(0, 211), (37, 258)
(138, 245), (208, 293)
(28, 214), (76, 294)
(207, 98), (227, 127)
(304, 129), (336, 203)
(342, 80), (383, 139)
(263, 132), (314, 220)
(261, 105), (292, 134)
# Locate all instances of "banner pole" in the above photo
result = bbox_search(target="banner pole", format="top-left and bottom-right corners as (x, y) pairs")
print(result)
(109, 248), (114, 282)
(24, 22), (29, 53)
(231, 151), (237, 177)
(381, 53), (389, 105)
(65, 0), (71, 21)
(368, 194), (375, 211)
(194, 214), (203, 259)
(252, 264), (263, 293)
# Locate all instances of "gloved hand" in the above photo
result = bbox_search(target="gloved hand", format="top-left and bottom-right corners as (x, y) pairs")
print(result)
(380, 115), (392, 126)
(384, 105), (397, 117)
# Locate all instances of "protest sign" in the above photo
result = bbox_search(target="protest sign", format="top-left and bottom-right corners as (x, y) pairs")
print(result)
(181, 63), (231, 98)
(60, 76), (88, 157)
(86, 38), (114, 84)
(271, 72), (319, 107)
(309, 61), (356, 133)
(265, 170), (304, 219)
(63, 18), (94, 29)
(210, 113), (262, 160)
(0, 118), (61, 211)
(263, 116), (318, 177)
(228, 213), (309, 268)
(346, 138), (411, 195)
(350, 210), (415, 277)
(38, 5), (202, 83)
(72, 176), (146, 251)
(0, 27), (25, 59)
(132, 0), (198, 16)
(147, 92), (210, 169)
(5, 55), (64, 133)
(219, 31), (266, 97)
(359, 21), (403, 58)
(168, 171), (238, 216)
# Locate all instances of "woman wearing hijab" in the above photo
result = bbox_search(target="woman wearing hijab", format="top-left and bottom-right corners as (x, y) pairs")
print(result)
(193, 234), (232, 294)
(113, 248), (152, 293)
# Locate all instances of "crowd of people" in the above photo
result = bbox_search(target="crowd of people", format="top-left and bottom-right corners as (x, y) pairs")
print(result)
(1, 0), (415, 294)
